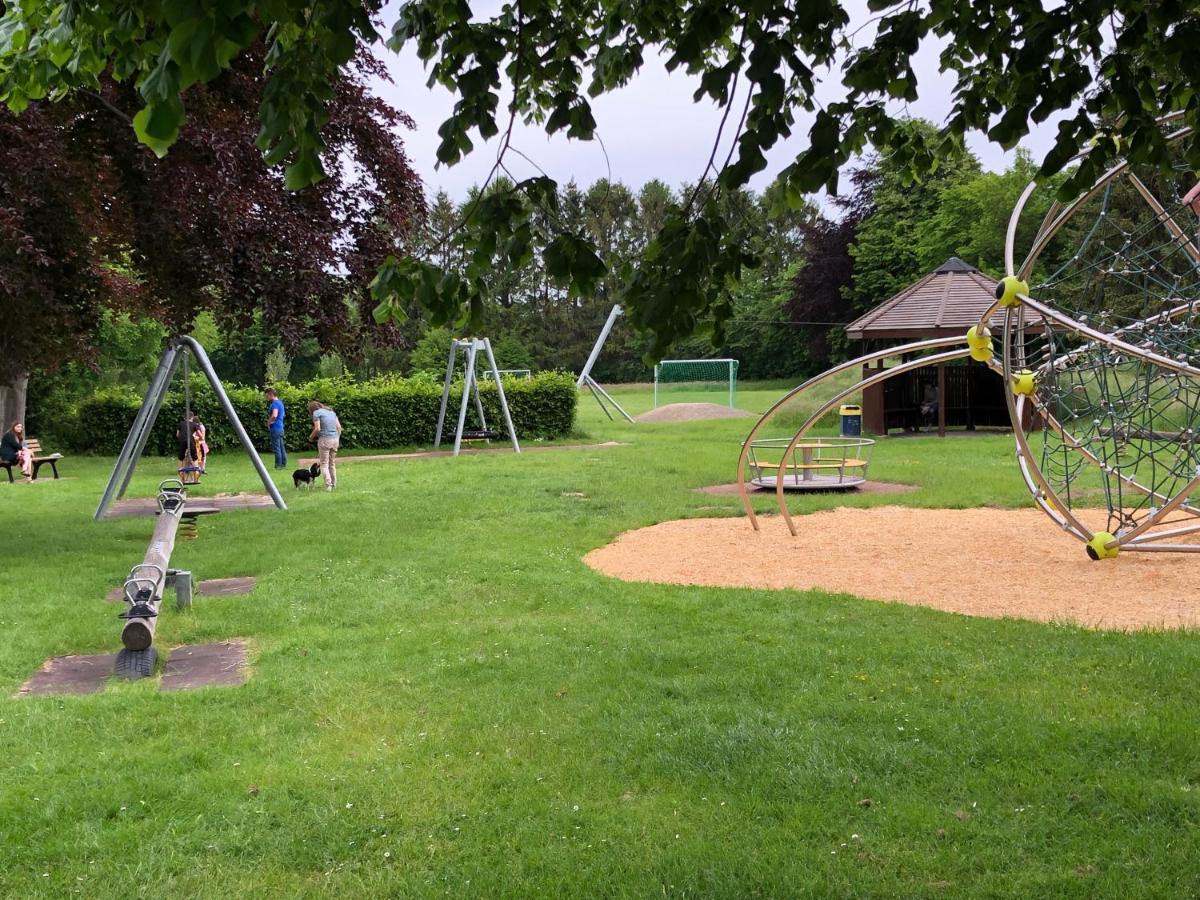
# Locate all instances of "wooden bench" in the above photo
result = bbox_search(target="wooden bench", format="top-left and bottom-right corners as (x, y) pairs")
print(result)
(1, 438), (64, 482)
(755, 458), (868, 471)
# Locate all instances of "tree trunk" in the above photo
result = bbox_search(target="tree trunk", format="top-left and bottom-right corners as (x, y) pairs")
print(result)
(0, 374), (27, 429)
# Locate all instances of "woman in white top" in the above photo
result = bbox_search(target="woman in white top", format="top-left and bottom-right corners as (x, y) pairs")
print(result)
(307, 401), (342, 491)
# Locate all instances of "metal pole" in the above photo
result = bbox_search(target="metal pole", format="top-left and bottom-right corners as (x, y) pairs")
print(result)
(585, 375), (634, 423)
(434, 340), (458, 448)
(118, 349), (182, 500)
(95, 345), (179, 520)
(654, 363), (659, 408)
(470, 341), (489, 432)
(169, 570), (194, 610)
(586, 380), (614, 421)
(453, 342), (475, 456)
(178, 336), (287, 511)
(483, 338), (520, 453)
(577, 304), (622, 387)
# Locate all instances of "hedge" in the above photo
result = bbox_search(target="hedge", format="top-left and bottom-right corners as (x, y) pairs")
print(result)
(74, 372), (578, 455)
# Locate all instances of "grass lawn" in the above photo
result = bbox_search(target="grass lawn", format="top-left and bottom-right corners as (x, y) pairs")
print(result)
(1, 381), (1198, 897)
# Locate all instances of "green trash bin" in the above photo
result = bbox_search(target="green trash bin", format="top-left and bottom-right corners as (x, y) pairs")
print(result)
(839, 404), (862, 436)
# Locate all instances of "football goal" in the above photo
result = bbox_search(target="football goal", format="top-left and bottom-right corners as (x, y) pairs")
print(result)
(653, 358), (739, 408)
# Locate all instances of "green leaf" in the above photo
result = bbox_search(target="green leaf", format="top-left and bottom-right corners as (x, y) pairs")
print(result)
(284, 152), (326, 190)
(132, 99), (184, 155)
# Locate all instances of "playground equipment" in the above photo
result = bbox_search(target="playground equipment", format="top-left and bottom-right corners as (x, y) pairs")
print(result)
(95, 336), (286, 520)
(117, 480), (187, 653)
(112, 479), (208, 677)
(654, 358), (738, 408)
(434, 337), (520, 456)
(739, 113), (1200, 558)
(744, 436), (874, 491)
(577, 305), (634, 423)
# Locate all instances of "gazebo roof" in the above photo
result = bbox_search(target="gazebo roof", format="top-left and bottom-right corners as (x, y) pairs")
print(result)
(844, 257), (1045, 341)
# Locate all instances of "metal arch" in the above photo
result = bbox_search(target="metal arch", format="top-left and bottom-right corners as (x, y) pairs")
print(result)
(772, 347), (974, 538)
(1017, 294), (1200, 378)
(996, 308), (1097, 544)
(1003, 124), (1194, 287)
(1018, 389), (1200, 520)
(1031, 300), (1196, 380)
(735, 335), (967, 530)
(996, 302), (1200, 552)
(1126, 174), (1200, 266)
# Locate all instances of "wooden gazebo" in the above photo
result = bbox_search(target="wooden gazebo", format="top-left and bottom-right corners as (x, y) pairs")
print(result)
(845, 257), (1044, 436)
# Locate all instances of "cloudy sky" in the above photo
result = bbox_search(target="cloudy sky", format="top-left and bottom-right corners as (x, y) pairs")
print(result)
(371, 3), (1065, 201)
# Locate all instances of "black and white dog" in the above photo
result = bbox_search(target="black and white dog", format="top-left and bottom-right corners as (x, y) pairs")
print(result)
(293, 462), (321, 488)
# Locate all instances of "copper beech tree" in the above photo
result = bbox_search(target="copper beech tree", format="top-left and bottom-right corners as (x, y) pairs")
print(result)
(0, 45), (423, 419)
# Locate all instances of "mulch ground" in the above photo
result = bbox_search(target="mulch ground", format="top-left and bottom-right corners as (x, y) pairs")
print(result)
(694, 481), (918, 496)
(585, 506), (1200, 631)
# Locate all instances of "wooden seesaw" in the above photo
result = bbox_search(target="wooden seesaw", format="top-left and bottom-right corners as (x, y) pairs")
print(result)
(113, 479), (215, 679)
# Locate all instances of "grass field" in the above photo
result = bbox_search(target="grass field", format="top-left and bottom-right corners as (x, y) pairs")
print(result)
(1, 381), (1198, 897)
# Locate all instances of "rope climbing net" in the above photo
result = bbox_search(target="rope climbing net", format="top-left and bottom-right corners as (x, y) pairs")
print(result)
(1006, 123), (1200, 553)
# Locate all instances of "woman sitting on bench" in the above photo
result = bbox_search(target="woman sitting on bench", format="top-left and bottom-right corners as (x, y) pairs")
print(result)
(1, 421), (33, 480)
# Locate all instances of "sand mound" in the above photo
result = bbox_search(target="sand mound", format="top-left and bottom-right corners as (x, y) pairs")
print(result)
(636, 403), (755, 423)
(584, 506), (1200, 631)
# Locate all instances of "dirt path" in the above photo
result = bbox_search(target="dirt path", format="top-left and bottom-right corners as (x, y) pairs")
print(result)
(298, 441), (623, 466)
(585, 506), (1200, 631)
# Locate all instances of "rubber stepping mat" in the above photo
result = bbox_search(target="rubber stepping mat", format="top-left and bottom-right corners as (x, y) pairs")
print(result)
(160, 641), (248, 691)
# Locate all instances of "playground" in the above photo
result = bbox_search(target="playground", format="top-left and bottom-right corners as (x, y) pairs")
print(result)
(2, 375), (1200, 896)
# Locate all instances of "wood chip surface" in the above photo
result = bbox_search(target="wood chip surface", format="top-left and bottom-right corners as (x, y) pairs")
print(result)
(584, 507), (1200, 631)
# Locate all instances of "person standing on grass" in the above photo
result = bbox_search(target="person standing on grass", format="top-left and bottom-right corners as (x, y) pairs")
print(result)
(308, 400), (342, 491)
(265, 388), (287, 469)
(1, 421), (33, 480)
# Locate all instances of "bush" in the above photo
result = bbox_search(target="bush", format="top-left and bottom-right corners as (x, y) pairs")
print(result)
(74, 371), (578, 455)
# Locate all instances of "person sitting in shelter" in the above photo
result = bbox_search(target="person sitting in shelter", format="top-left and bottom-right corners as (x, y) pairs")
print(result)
(920, 383), (939, 431)
(1, 421), (33, 480)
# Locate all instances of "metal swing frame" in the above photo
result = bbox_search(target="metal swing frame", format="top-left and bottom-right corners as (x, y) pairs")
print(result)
(95, 335), (287, 520)
(576, 305), (634, 423)
(434, 337), (521, 457)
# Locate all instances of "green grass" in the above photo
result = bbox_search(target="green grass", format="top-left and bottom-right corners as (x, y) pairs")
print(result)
(1, 381), (1198, 897)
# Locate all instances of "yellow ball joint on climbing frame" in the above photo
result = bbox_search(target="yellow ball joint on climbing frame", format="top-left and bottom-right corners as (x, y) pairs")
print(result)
(965, 325), (993, 362)
(994, 275), (1029, 308)
(1086, 531), (1120, 560)
(1012, 369), (1037, 395)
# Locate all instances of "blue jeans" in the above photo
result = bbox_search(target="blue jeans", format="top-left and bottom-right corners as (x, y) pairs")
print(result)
(269, 431), (287, 469)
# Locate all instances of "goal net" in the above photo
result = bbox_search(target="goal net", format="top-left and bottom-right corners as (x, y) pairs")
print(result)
(653, 359), (739, 408)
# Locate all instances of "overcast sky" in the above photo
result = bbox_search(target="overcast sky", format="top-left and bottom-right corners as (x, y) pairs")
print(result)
(372, 3), (1065, 202)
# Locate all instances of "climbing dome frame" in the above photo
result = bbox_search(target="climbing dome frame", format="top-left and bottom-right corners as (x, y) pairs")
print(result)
(739, 113), (1200, 558)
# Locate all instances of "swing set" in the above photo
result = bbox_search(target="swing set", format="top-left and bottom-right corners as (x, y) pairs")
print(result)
(434, 337), (521, 456)
(95, 336), (286, 519)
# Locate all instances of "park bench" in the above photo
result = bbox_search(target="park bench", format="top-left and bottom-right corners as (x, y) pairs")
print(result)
(1, 438), (64, 482)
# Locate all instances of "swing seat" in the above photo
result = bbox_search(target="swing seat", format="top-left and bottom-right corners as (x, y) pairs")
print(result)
(178, 464), (203, 485)
(461, 429), (502, 441)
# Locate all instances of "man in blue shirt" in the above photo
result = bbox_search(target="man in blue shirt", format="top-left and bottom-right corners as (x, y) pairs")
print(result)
(265, 388), (287, 469)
